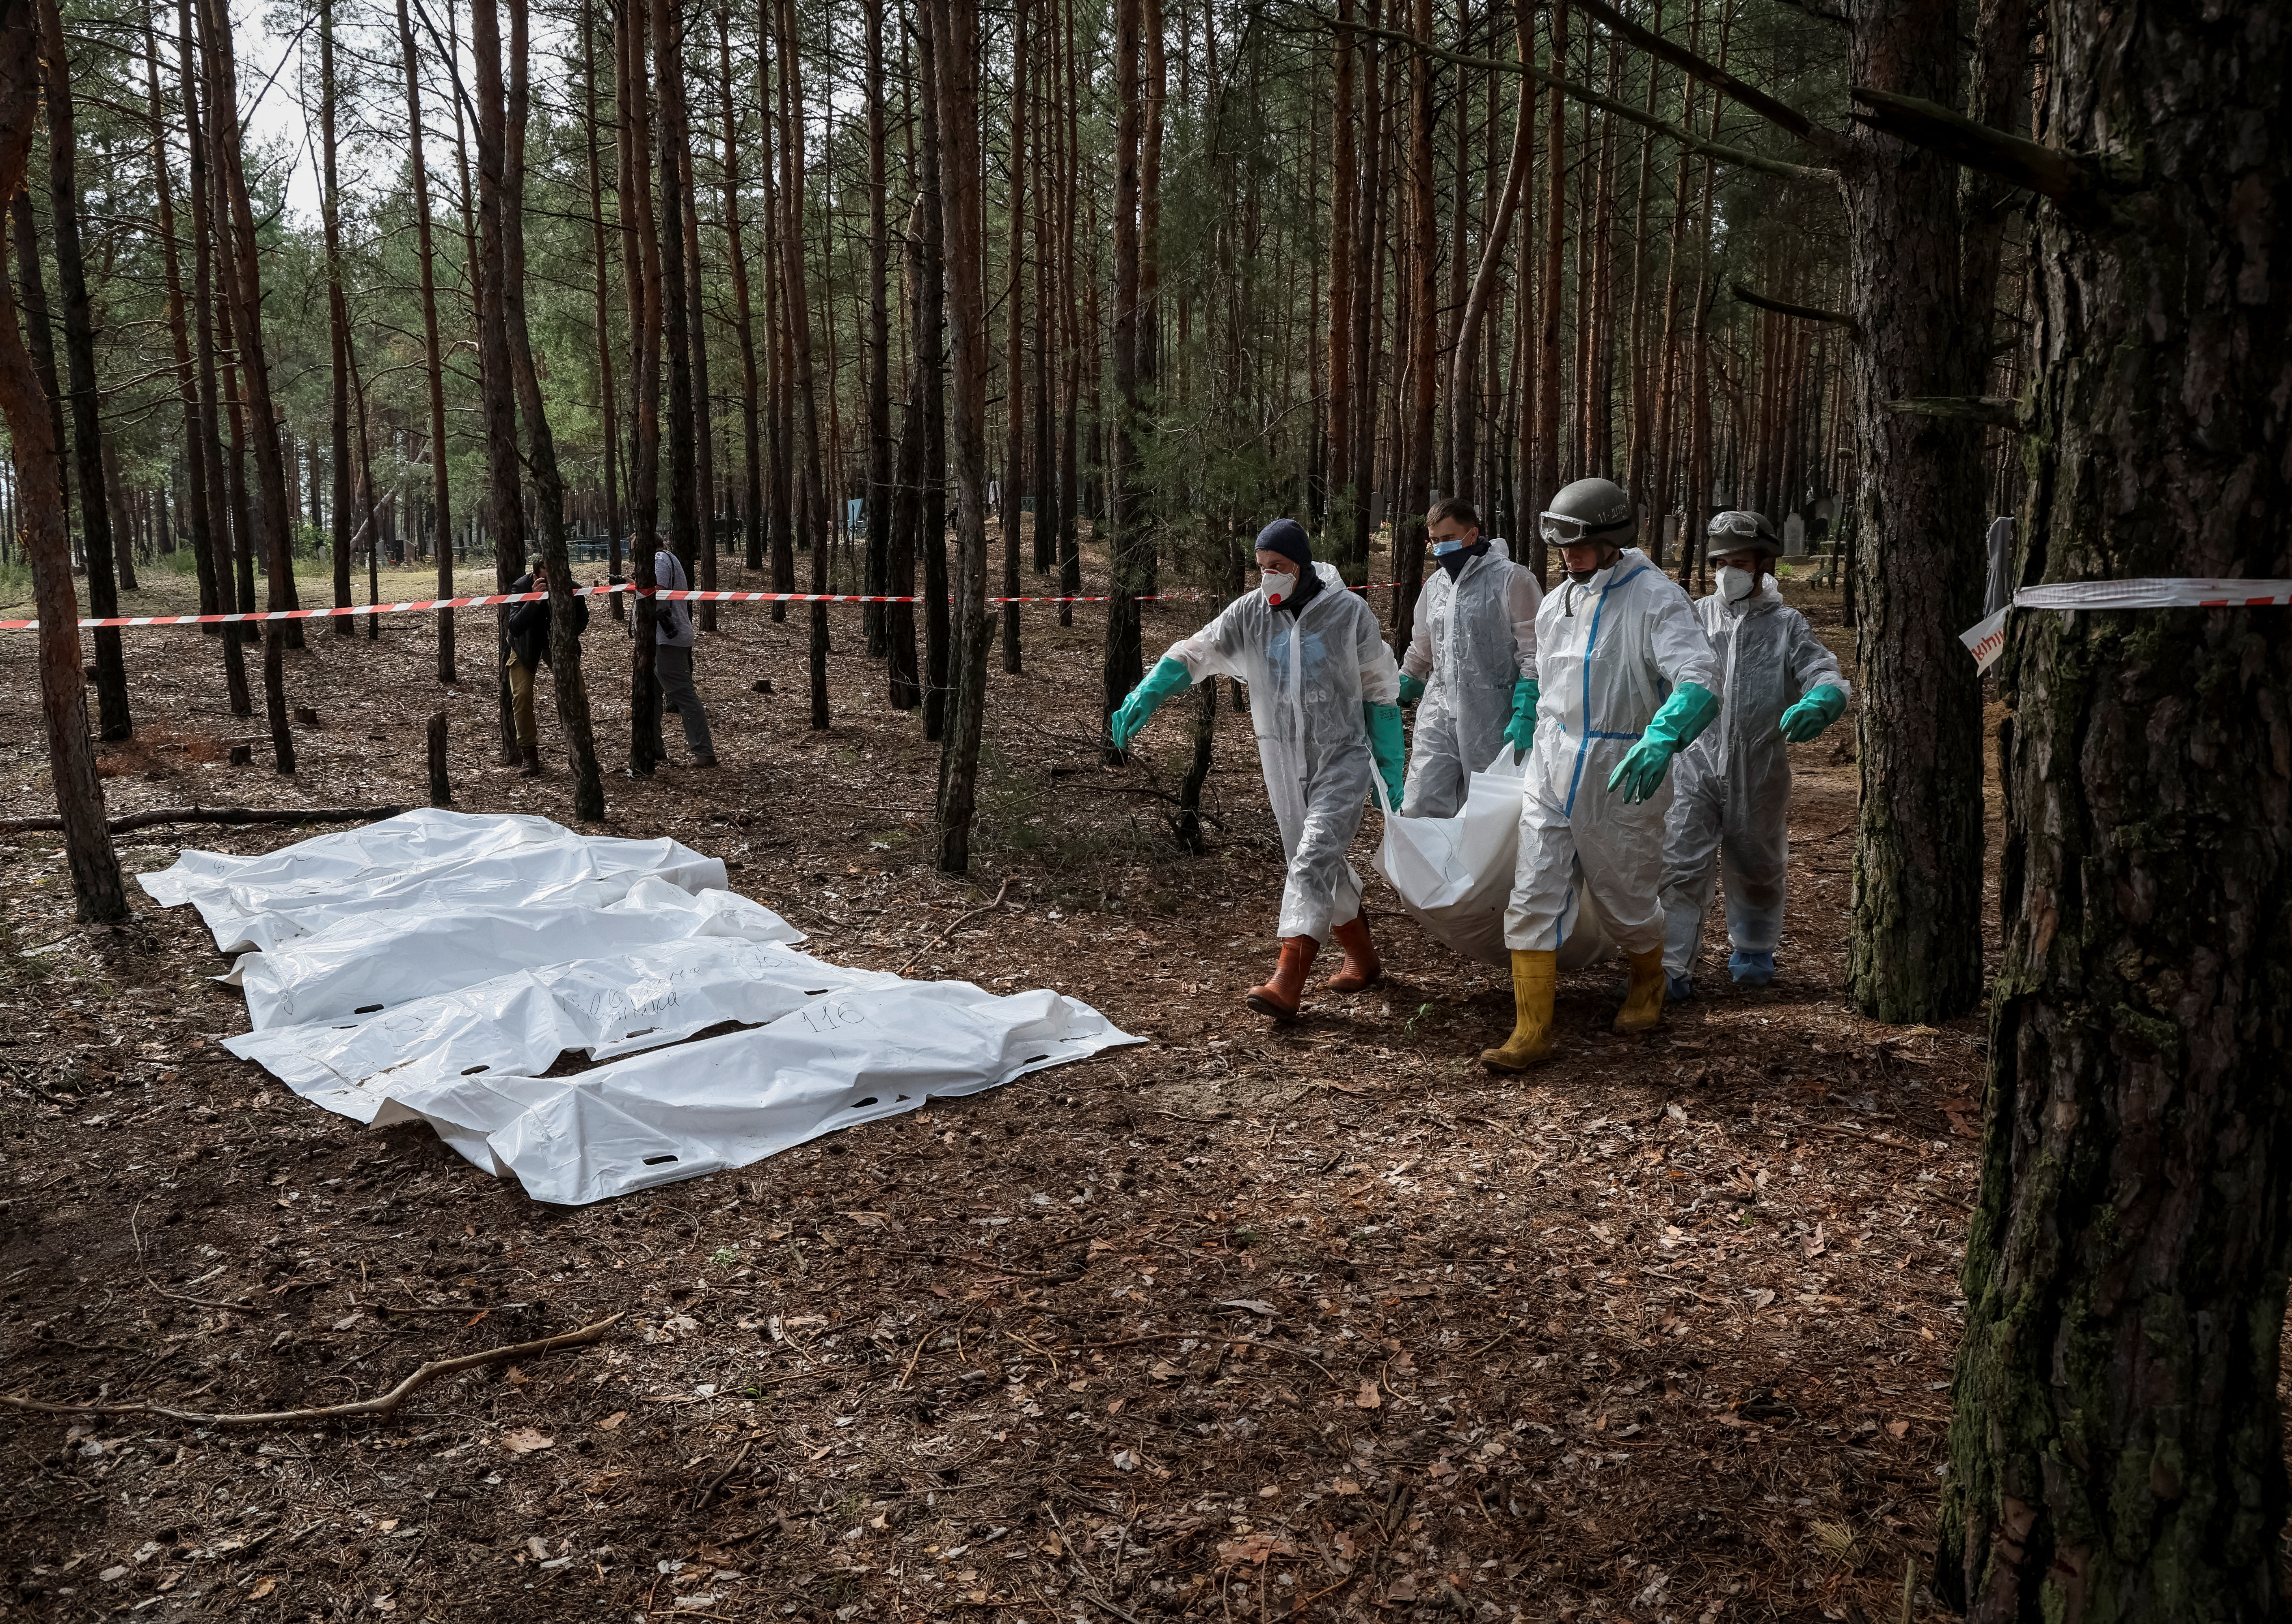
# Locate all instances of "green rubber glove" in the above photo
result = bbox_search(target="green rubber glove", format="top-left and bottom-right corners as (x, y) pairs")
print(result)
(1397, 671), (1426, 706)
(1504, 676), (1540, 752)
(1605, 682), (1719, 804)
(1364, 701), (1406, 810)
(1778, 683), (1847, 743)
(1110, 656), (1193, 750)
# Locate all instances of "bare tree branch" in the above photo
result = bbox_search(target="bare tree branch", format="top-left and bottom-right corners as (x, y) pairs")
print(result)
(1296, 5), (1838, 185)
(1568, 0), (1838, 153)
(0, 1314), (626, 1427)
(1848, 87), (2118, 229)
(1729, 281), (1860, 337)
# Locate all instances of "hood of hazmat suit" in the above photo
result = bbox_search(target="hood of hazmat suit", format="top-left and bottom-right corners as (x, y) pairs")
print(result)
(1399, 536), (1543, 818)
(1660, 576), (1849, 970)
(1165, 561), (1401, 942)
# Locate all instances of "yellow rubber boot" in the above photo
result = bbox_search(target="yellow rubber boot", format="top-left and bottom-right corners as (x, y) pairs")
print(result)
(1480, 949), (1557, 1072)
(1613, 946), (1667, 1034)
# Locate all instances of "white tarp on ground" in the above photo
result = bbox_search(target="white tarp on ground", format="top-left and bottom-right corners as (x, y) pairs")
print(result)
(224, 939), (903, 1123)
(365, 983), (1132, 1206)
(139, 808), (728, 954)
(147, 812), (1141, 1204)
(1374, 747), (1617, 970)
(225, 880), (804, 1030)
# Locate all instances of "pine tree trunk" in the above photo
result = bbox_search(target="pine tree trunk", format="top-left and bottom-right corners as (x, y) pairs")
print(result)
(1101, 0), (1144, 763)
(1391, 0), (1435, 657)
(918, 0), (950, 742)
(775, 0), (827, 732)
(1935, 2), (2292, 1613)
(1029, 3), (1056, 581)
(397, 0), (456, 679)
(178, 22), (252, 703)
(320, 0), (356, 635)
(33, 0), (128, 738)
(681, 125), (716, 635)
(470, 0), (526, 765)
(1346, 3), (1380, 577)
(1327, 0), (1354, 560)
(582, 0), (620, 627)
(0, 0), (125, 921)
(862, 0), (891, 643)
(1447, 0), (1534, 520)
(201, 0), (296, 772)
(620, 0), (662, 775)
(926, 0), (990, 874)
(498, 0), (605, 816)
(1841, 0), (1986, 1022)
(1056, 0), (1080, 622)
(1532, 0), (1566, 581)
(999, 0), (1026, 676)
(145, 7), (245, 711)
(887, 190), (925, 712)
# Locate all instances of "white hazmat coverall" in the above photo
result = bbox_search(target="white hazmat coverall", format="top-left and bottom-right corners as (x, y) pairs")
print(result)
(1399, 538), (1542, 818)
(1660, 576), (1848, 977)
(1504, 548), (1719, 957)
(1164, 561), (1402, 943)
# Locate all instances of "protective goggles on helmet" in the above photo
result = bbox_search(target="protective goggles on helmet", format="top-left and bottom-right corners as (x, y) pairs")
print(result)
(1538, 510), (1633, 545)
(1706, 510), (1773, 540)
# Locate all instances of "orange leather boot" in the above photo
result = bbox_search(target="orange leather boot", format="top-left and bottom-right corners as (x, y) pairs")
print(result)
(1245, 937), (1320, 1022)
(1324, 917), (1383, 993)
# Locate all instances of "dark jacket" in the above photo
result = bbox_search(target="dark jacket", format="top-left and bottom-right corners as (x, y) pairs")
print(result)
(506, 572), (589, 668)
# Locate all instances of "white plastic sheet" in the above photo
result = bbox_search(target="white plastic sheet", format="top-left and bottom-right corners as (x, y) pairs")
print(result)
(1374, 747), (1616, 970)
(364, 982), (1136, 1206)
(225, 939), (902, 1123)
(139, 808), (726, 953)
(228, 879), (803, 1031)
(148, 812), (1142, 1204)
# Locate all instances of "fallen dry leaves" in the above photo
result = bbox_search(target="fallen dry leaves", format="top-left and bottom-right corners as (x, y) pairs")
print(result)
(0, 558), (1998, 1621)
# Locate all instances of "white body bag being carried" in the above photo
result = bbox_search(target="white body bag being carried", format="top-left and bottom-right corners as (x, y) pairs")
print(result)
(1371, 747), (1618, 970)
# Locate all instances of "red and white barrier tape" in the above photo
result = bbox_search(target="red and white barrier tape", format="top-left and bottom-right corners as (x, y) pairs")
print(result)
(1960, 578), (2292, 672)
(0, 579), (1406, 631)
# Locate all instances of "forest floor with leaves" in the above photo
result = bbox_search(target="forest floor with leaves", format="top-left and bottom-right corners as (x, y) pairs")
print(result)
(1, 540), (1988, 1624)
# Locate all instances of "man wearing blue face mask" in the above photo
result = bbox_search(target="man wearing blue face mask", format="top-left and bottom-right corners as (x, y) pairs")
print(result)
(1108, 518), (1404, 1021)
(1657, 511), (1849, 998)
(1396, 496), (1543, 816)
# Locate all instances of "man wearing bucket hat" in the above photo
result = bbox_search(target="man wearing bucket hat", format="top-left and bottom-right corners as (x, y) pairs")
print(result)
(1657, 510), (1850, 998)
(1108, 518), (1406, 1021)
(1483, 477), (1720, 1071)
(1396, 496), (1544, 817)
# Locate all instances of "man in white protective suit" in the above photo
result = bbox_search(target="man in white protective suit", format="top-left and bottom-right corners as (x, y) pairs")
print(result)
(1108, 518), (1406, 1023)
(1659, 511), (1850, 1000)
(1396, 495), (1543, 817)
(1482, 477), (1721, 1071)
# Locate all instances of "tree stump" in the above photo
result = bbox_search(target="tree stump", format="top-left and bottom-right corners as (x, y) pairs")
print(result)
(426, 711), (451, 808)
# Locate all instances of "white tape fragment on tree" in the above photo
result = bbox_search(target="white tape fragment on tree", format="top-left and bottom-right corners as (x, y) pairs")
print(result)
(1961, 579), (2292, 672)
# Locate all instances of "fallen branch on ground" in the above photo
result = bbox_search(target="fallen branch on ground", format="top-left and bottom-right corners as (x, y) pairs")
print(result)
(897, 877), (1012, 975)
(0, 1312), (624, 1426)
(0, 803), (409, 837)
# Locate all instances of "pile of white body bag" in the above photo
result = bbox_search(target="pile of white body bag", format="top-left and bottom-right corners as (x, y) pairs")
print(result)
(141, 810), (1138, 1205)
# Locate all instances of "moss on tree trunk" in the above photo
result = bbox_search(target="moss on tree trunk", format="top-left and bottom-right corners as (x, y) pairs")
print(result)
(1937, 0), (2292, 1613)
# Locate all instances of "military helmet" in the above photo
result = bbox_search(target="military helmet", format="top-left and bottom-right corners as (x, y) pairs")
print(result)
(1705, 509), (1782, 558)
(1538, 477), (1637, 549)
